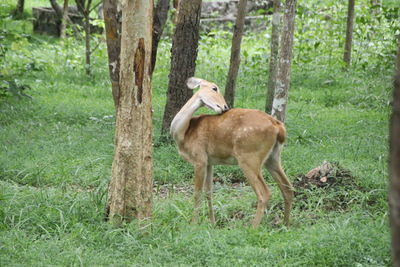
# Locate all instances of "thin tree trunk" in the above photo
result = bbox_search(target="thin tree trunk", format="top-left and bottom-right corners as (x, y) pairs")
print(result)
(13, 0), (24, 17)
(49, 0), (63, 18)
(224, 0), (248, 108)
(107, 0), (153, 226)
(151, 0), (170, 75)
(343, 0), (355, 68)
(60, 0), (69, 40)
(265, 0), (281, 114)
(50, 0), (81, 37)
(389, 40), (400, 267)
(103, 0), (121, 108)
(161, 0), (202, 137)
(84, 14), (91, 75)
(271, 0), (297, 123)
(75, 0), (92, 75)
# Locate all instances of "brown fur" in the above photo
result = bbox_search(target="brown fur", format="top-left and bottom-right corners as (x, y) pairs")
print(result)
(179, 109), (293, 228)
(171, 78), (293, 228)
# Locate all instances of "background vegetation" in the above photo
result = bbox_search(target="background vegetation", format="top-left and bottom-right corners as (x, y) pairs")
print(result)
(1, 0), (399, 265)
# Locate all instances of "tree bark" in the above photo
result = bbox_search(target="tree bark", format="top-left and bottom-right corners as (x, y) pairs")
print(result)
(103, 0), (121, 108)
(343, 0), (355, 68)
(107, 0), (153, 226)
(172, 0), (181, 24)
(390, 40), (400, 267)
(75, 0), (92, 75)
(151, 0), (170, 75)
(49, 0), (63, 18)
(271, 0), (297, 122)
(265, 0), (281, 114)
(84, 14), (91, 75)
(13, 0), (24, 17)
(224, 0), (248, 108)
(161, 0), (202, 137)
(60, 0), (69, 40)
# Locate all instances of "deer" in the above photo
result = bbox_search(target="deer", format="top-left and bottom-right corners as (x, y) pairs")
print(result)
(170, 77), (294, 228)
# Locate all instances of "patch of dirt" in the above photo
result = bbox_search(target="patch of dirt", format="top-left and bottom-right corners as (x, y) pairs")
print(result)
(153, 184), (193, 198)
(294, 161), (356, 191)
(294, 161), (359, 211)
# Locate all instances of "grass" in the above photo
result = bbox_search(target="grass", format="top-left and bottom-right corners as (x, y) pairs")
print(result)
(0, 0), (397, 266)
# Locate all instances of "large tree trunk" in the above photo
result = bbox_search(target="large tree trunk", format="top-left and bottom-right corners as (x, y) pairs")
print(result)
(390, 41), (400, 267)
(151, 0), (170, 75)
(271, 0), (297, 122)
(265, 0), (281, 114)
(107, 0), (153, 226)
(103, 0), (121, 107)
(224, 0), (248, 108)
(343, 0), (355, 68)
(60, 0), (69, 40)
(161, 0), (202, 137)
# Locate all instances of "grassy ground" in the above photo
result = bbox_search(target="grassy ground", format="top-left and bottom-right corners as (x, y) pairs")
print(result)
(0, 0), (398, 266)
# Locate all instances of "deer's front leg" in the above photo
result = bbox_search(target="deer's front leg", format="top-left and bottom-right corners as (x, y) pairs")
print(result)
(192, 163), (206, 223)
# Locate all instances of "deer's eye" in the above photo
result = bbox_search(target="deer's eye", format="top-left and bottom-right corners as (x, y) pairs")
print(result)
(212, 87), (218, 92)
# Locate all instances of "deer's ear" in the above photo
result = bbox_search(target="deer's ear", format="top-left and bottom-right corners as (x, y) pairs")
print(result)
(186, 77), (203, 89)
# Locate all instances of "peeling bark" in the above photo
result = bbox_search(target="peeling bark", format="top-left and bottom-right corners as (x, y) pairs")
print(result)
(390, 41), (400, 267)
(343, 0), (355, 68)
(135, 38), (145, 104)
(271, 0), (297, 122)
(265, 0), (281, 114)
(224, 0), (248, 108)
(161, 0), (202, 137)
(107, 0), (153, 226)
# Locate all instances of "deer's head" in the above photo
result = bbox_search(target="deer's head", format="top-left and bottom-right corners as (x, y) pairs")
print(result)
(186, 77), (229, 114)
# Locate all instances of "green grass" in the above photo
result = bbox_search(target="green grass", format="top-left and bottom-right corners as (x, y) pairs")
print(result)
(0, 0), (397, 265)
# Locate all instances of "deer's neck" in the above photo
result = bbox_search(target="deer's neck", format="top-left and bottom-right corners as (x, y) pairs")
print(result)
(170, 95), (202, 144)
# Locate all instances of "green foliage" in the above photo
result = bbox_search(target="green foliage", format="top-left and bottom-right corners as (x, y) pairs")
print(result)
(0, 29), (43, 99)
(0, 0), (396, 265)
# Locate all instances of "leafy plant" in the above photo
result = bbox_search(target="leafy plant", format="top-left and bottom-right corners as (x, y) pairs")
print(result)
(0, 78), (31, 98)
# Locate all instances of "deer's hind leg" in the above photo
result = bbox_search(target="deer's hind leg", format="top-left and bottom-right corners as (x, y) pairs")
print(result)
(265, 144), (294, 226)
(237, 157), (271, 228)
